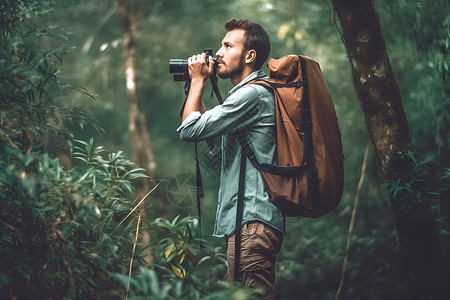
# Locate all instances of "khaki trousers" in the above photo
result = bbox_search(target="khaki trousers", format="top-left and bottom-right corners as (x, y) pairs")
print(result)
(225, 221), (284, 300)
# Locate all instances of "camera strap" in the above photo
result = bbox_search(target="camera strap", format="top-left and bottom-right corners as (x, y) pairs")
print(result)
(210, 75), (223, 104)
(195, 142), (204, 249)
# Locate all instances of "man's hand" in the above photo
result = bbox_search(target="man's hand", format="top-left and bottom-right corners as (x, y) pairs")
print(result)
(188, 53), (215, 82)
(181, 53), (213, 122)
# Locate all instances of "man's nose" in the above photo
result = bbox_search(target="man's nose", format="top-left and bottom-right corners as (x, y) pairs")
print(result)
(215, 47), (223, 57)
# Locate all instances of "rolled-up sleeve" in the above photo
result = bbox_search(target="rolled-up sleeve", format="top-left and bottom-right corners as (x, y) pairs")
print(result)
(177, 111), (202, 141)
(177, 85), (262, 142)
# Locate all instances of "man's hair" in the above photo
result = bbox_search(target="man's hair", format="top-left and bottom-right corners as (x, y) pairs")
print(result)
(224, 18), (270, 70)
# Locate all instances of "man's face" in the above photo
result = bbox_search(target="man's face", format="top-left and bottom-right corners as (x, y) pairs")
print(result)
(215, 29), (247, 80)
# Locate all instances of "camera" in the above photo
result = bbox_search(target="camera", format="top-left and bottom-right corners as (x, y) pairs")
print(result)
(169, 49), (217, 81)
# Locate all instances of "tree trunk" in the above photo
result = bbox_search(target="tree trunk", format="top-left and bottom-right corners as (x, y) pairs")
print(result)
(331, 0), (450, 298)
(117, 0), (166, 218)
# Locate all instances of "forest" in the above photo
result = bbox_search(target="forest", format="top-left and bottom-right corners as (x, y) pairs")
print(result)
(1, 0), (449, 299)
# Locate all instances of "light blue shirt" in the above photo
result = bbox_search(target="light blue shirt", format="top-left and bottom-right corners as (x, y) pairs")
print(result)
(177, 70), (285, 237)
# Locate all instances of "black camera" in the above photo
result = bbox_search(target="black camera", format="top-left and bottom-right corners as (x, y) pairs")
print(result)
(169, 49), (217, 81)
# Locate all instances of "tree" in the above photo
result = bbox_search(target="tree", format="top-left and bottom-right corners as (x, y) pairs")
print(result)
(331, 0), (450, 298)
(117, 0), (166, 218)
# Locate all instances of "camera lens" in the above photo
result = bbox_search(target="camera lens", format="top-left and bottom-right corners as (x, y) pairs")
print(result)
(169, 59), (188, 74)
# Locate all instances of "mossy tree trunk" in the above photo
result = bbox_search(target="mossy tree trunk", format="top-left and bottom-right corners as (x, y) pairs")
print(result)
(331, 0), (450, 298)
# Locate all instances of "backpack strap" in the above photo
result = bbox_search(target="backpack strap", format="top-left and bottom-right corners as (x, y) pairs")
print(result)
(234, 135), (247, 281)
(298, 55), (313, 165)
(297, 56), (320, 202)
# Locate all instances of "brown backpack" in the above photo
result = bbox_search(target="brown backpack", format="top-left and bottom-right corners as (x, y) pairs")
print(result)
(239, 55), (344, 218)
(233, 55), (344, 280)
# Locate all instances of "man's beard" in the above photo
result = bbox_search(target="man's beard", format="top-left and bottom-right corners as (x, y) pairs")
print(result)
(217, 51), (246, 79)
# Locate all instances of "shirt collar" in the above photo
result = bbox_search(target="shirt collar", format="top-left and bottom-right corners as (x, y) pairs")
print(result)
(228, 70), (268, 96)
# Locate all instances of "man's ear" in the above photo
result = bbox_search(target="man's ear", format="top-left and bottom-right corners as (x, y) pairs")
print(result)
(245, 49), (257, 65)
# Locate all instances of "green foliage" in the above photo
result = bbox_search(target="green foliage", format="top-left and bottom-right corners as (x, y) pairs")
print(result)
(115, 267), (179, 300)
(0, 0), (100, 156)
(378, 0), (450, 165)
(114, 266), (261, 300)
(151, 216), (201, 279)
(437, 168), (450, 241)
(112, 216), (260, 300)
(146, 216), (231, 298)
(0, 136), (151, 298)
(71, 138), (148, 207)
(386, 151), (427, 200)
(276, 211), (407, 300)
(1, 1), (137, 298)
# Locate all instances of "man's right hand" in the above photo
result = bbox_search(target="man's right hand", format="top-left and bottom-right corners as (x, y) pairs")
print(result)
(188, 53), (215, 82)
(181, 53), (212, 122)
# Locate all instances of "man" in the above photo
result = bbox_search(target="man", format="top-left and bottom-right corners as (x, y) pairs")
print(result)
(177, 18), (284, 298)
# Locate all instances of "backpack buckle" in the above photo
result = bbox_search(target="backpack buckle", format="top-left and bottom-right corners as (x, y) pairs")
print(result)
(245, 149), (255, 159)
